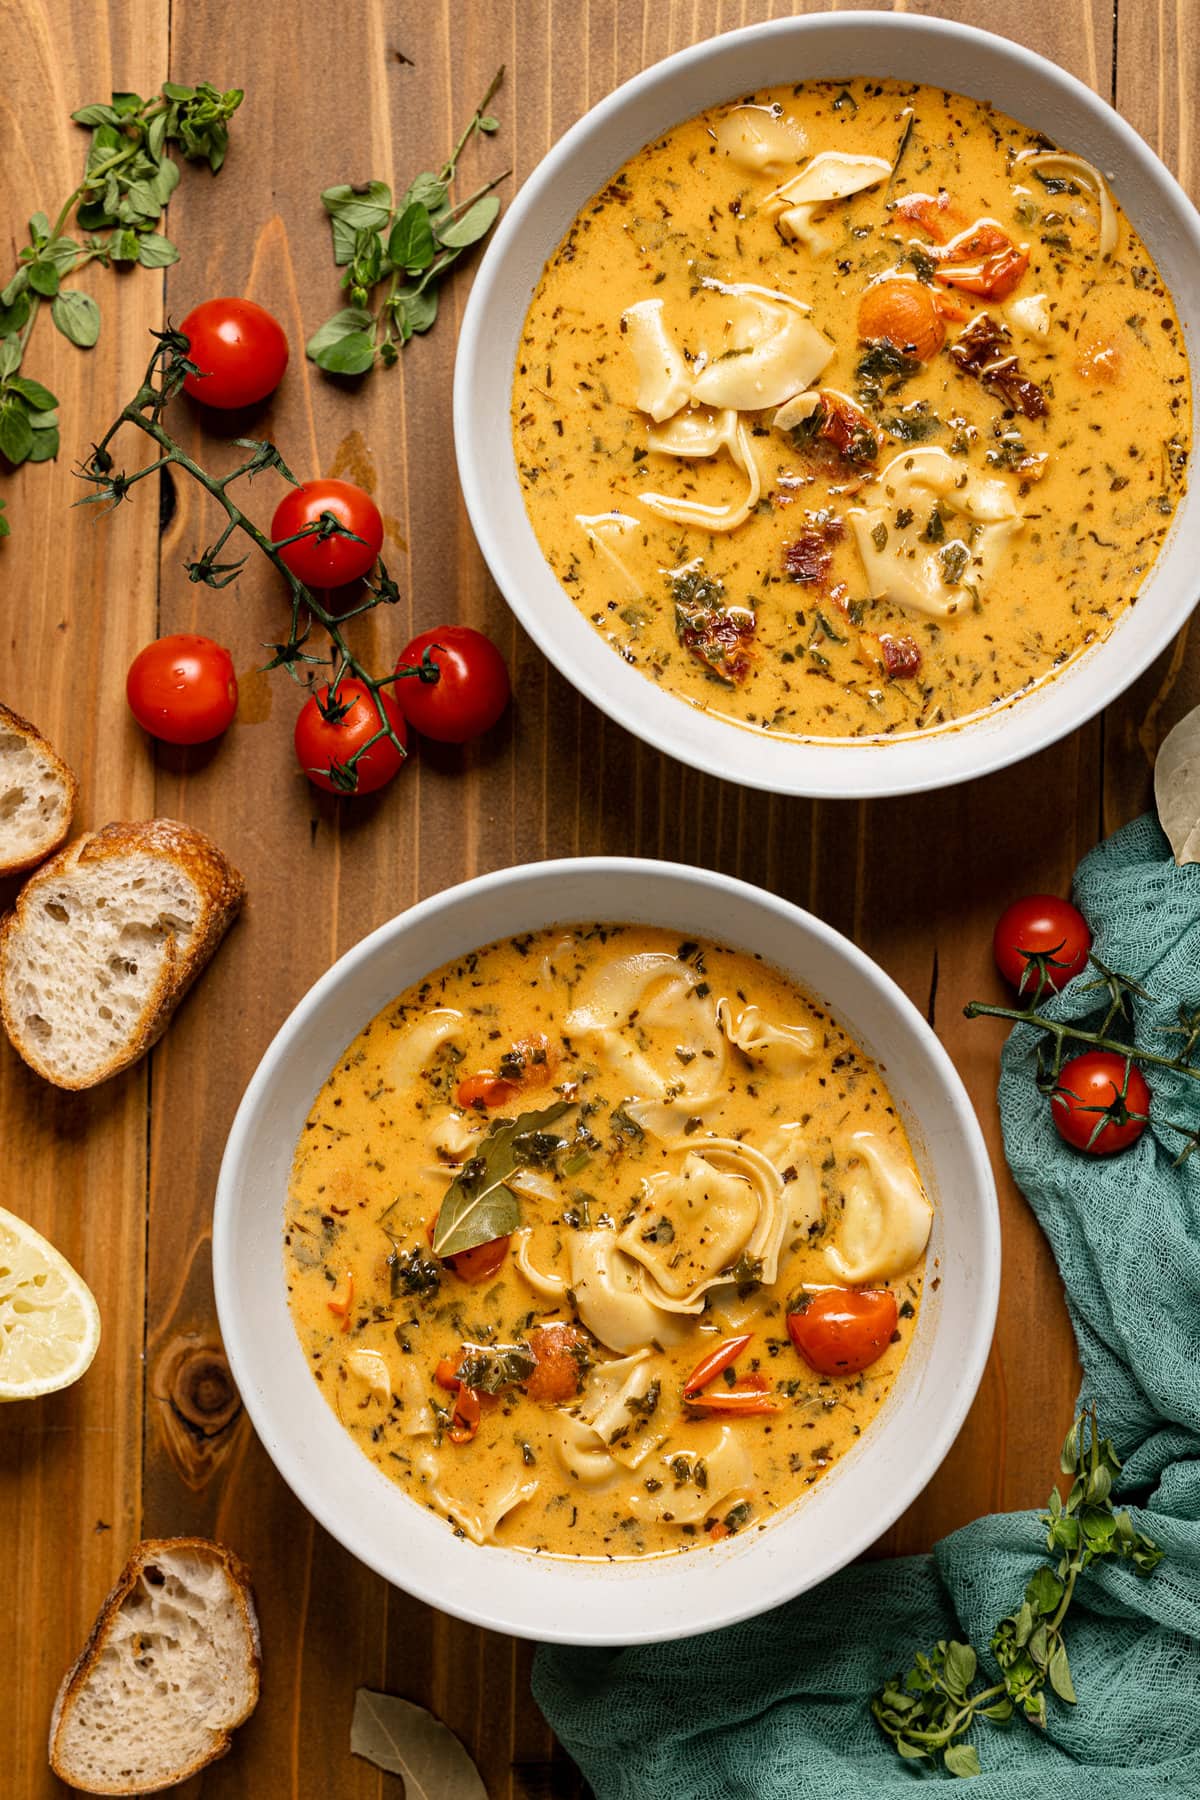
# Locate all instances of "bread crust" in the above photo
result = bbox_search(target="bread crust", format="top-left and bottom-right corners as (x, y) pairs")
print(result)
(48, 1536), (261, 1796)
(0, 701), (79, 878)
(0, 818), (245, 1089)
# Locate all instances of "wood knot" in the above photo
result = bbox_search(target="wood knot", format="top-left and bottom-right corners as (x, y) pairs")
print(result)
(152, 1337), (244, 1491)
(171, 1347), (241, 1434)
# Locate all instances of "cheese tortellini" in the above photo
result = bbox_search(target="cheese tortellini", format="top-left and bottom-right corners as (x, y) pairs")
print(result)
(848, 448), (1024, 620)
(617, 283), (832, 533)
(825, 1130), (934, 1283)
(717, 998), (818, 1073)
(763, 149), (893, 252)
(556, 1349), (671, 1484)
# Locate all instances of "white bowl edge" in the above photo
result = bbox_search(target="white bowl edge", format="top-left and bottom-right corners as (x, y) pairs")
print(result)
(454, 12), (1199, 799)
(214, 858), (1000, 1646)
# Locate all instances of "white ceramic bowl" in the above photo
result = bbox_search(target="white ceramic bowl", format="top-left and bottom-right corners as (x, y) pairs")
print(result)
(214, 859), (999, 1645)
(455, 13), (1199, 798)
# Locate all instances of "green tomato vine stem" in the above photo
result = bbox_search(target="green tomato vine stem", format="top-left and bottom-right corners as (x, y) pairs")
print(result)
(80, 332), (431, 790)
(963, 997), (1200, 1082)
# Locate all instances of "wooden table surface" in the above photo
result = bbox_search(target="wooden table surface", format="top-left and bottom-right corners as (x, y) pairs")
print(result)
(2, 1), (1196, 1793)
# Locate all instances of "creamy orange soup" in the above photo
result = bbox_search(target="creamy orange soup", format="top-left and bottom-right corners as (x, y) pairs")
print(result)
(512, 77), (1189, 741)
(285, 927), (933, 1558)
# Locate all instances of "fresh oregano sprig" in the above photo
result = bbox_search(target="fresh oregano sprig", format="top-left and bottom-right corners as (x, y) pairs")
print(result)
(872, 1409), (1163, 1778)
(966, 956), (1200, 1164)
(77, 328), (434, 793)
(306, 68), (508, 375)
(0, 83), (243, 504)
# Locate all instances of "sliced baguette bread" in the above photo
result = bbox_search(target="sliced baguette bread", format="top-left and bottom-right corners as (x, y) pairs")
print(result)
(0, 701), (78, 877)
(0, 818), (244, 1089)
(49, 1537), (261, 1796)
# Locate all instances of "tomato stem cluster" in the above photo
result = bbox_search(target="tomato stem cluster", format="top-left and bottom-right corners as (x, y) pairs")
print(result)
(77, 329), (425, 791)
(966, 956), (1200, 1164)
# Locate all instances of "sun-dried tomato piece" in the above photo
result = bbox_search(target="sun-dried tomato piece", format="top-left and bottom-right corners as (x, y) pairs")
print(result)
(784, 513), (845, 585)
(949, 314), (1048, 420)
(815, 391), (879, 464)
(674, 598), (756, 684)
(880, 634), (923, 679)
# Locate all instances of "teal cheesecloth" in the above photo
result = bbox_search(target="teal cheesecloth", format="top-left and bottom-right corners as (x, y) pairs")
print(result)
(533, 816), (1200, 1797)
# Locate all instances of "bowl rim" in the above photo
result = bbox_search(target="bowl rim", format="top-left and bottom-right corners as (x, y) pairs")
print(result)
(214, 855), (1001, 1644)
(454, 10), (1200, 800)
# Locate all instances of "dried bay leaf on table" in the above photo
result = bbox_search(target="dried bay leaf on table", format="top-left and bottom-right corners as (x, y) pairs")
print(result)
(351, 1688), (488, 1797)
(1155, 702), (1200, 865)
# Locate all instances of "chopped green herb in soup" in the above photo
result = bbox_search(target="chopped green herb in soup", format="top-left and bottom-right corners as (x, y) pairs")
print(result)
(511, 78), (1190, 740)
(285, 926), (932, 1557)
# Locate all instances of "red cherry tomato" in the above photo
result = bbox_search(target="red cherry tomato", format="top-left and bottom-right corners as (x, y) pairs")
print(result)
(455, 1072), (519, 1109)
(524, 1323), (589, 1403)
(293, 679), (406, 794)
(787, 1288), (898, 1376)
(395, 626), (511, 743)
(993, 895), (1092, 997)
(271, 480), (383, 589)
(1051, 1052), (1150, 1156)
(179, 298), (289, 409)
(425, 1219), (510, 1285)
(125, 633), (237, 745)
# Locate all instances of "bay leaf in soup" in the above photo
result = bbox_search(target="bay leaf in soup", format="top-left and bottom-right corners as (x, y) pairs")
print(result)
(432, 1100), (571, 1257)
(350, 1688), (487, 1798)
(1154, 702), (1200, 865)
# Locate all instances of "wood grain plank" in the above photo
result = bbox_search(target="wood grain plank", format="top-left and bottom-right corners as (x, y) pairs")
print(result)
(7, 0), (1187, 1796)
(0, 6), (166, 1795)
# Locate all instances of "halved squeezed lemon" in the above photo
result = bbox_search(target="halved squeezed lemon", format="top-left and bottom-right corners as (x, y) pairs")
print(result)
(0, 1204), (101, 1399)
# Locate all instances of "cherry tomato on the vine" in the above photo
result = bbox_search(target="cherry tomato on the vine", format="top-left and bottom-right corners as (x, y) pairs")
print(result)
(293, 679), (406, 794)
(271, 480), (383, 589)
(179, 298), (289, 410)
(993, 895), (1091, 997)
(787, 1288), (898, 1376)
(126, 634), (237, 745)
(1051, 1052), (1150, 1156)
(395, 625), (511, 744)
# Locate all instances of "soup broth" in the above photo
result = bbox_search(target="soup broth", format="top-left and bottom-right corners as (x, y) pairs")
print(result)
(285, 926), (933, 1558)
(511, 77), (1190, 741)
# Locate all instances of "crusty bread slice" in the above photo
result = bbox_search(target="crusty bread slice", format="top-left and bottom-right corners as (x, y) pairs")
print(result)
(0, 818), (244, 1089)
(49, 1537), (261, 1796)
(0, 701), (78, 878)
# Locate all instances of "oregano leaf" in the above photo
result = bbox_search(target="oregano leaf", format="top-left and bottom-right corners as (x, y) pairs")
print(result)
(321, 181), (393, 231)
(71, 102), (121, 127)
(305, 306), (376, 365)
(26, 424), (59, 462)
(136, 232), (179, 268)
(7, 376), (57, 411)
(394, 285), (438, 337)
(314, 330), (377, 376)
(27, 260), (60, 297)
(944, 1744), (982, 1778)
(403, 171), (448, 212)
(1048, 1642), (1076, 1704)
(437, 193), (500, 248)
(0, 402), (34, 465)
(388, 202), (435, 272)
(51, 289), (101, 347)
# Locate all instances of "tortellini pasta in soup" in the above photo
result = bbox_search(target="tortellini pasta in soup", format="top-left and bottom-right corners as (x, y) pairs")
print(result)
(285, 926), (932, 1558)
(513, 77), (1189, 743)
